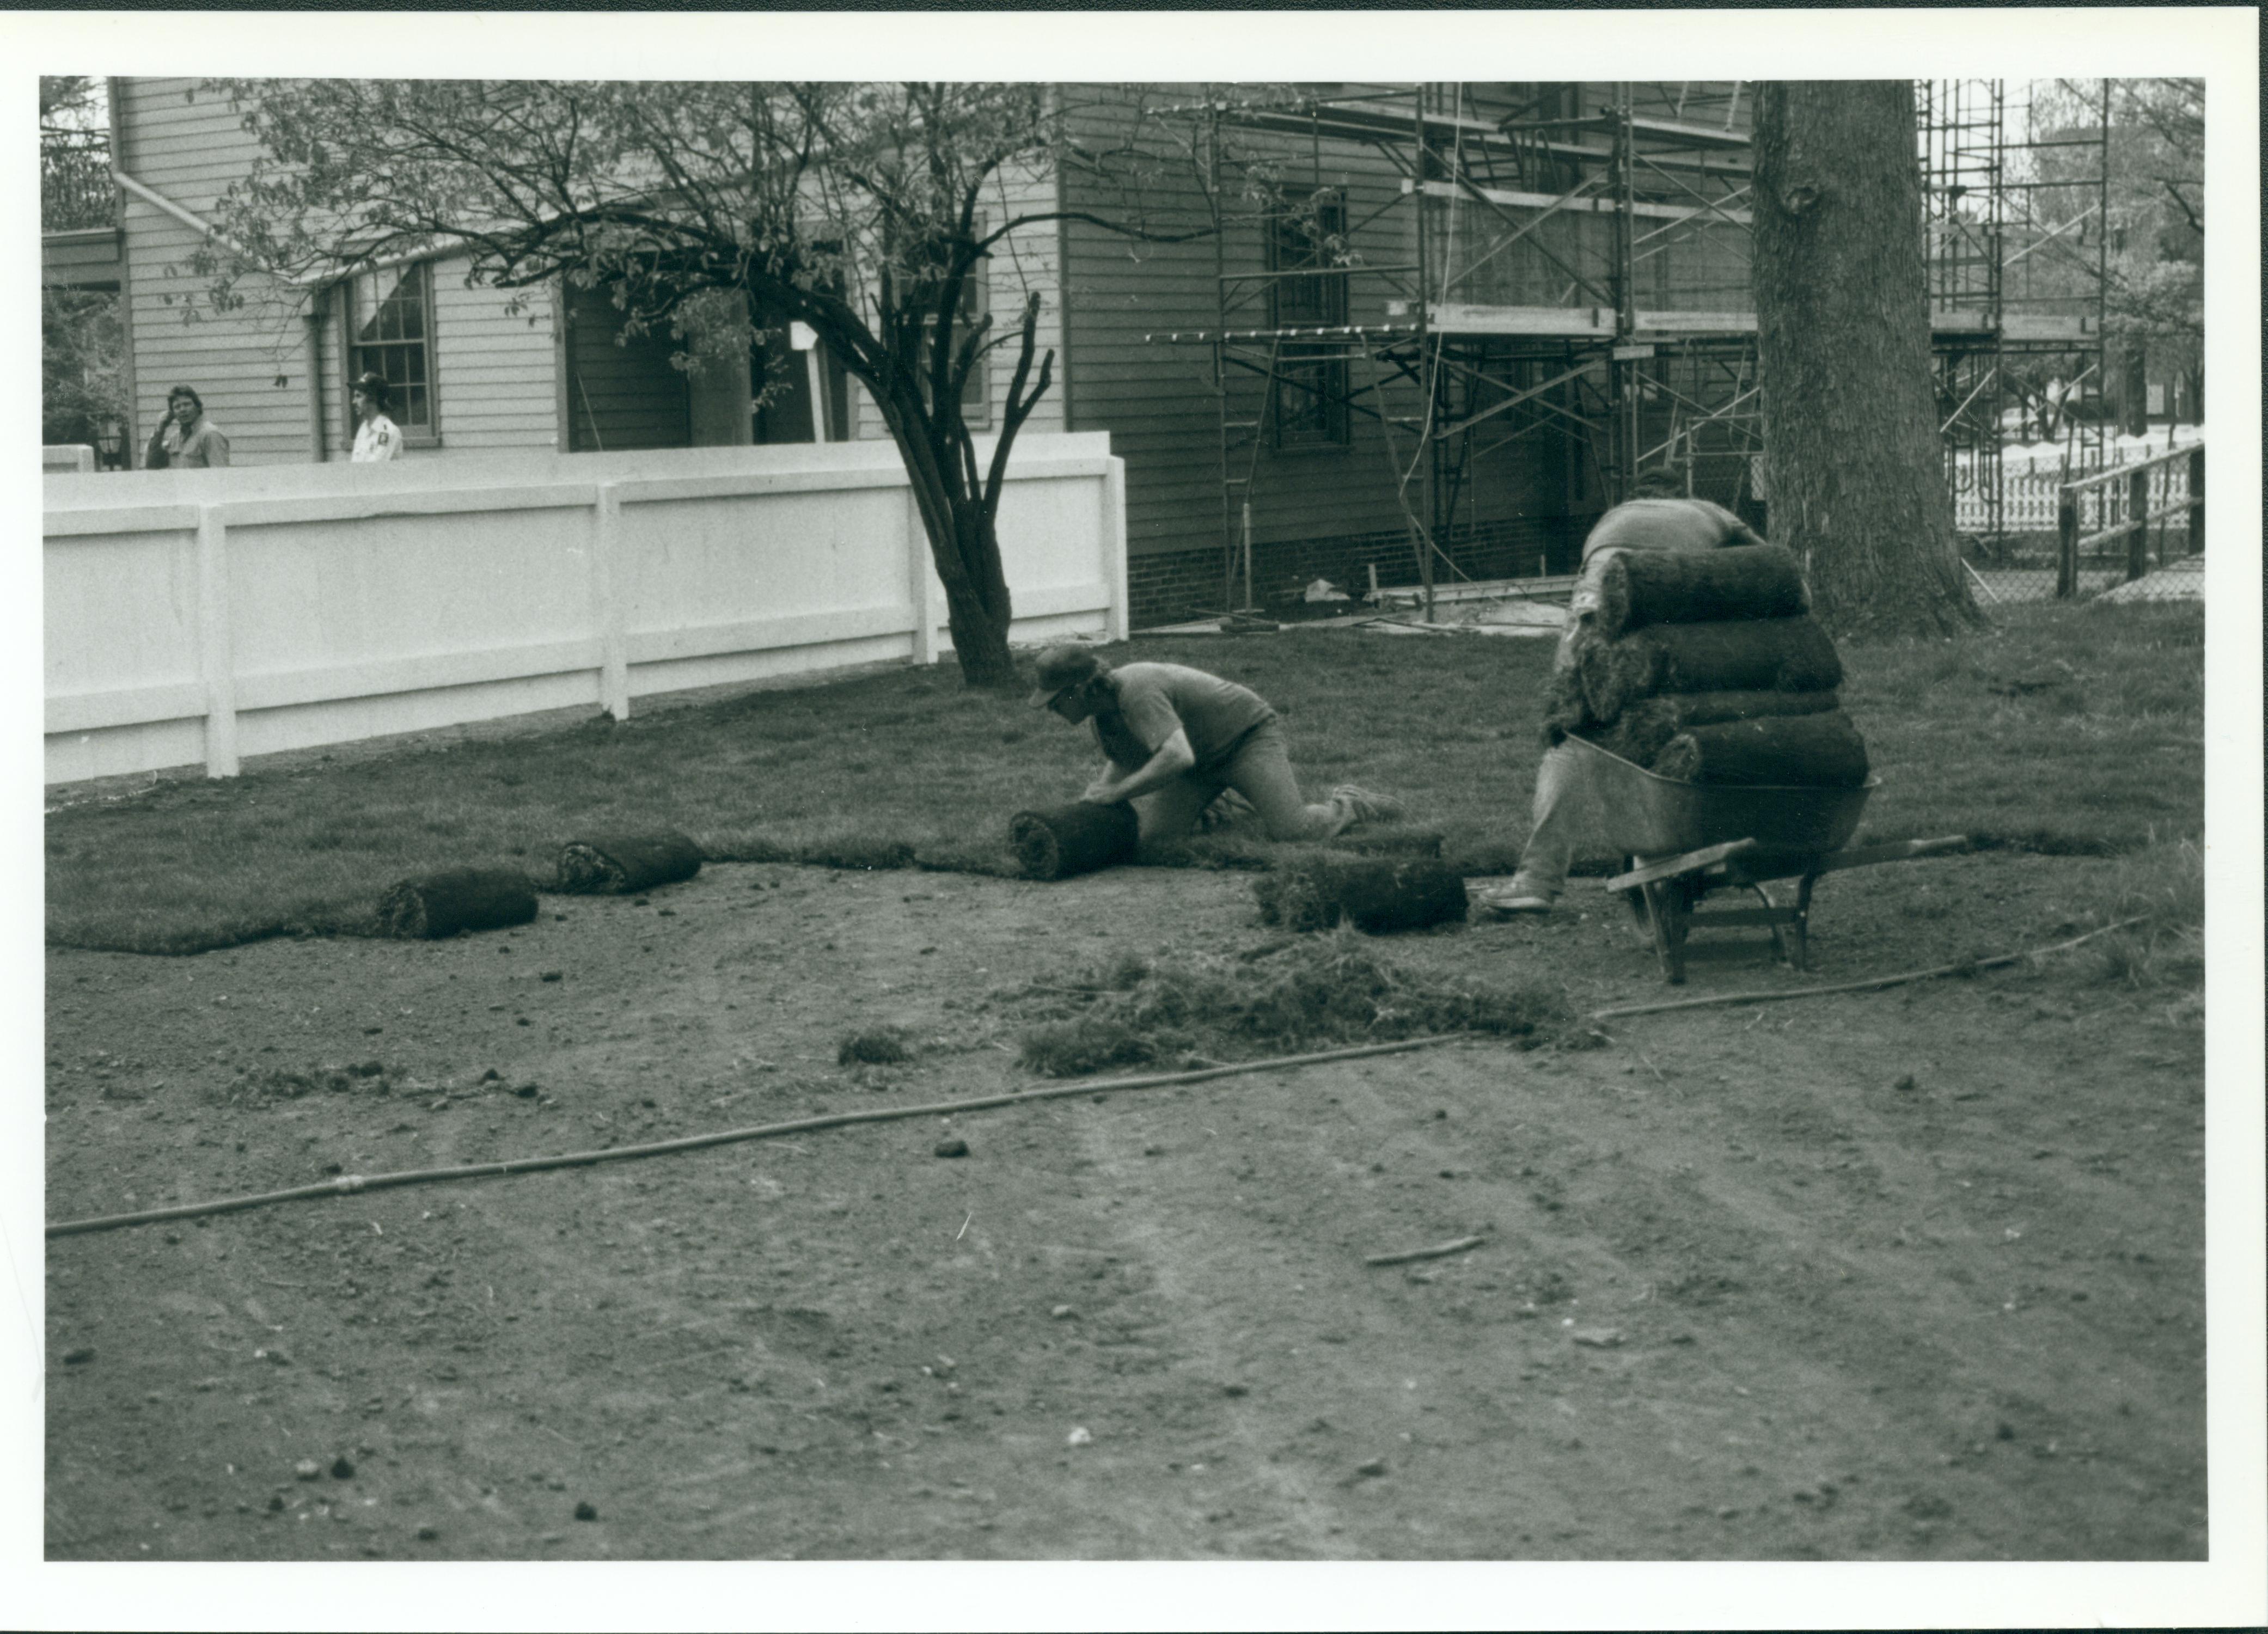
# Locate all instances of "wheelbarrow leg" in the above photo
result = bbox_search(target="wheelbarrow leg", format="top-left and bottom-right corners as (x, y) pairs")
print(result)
(1641, 878), (1688, 984)
(1752, 884), (1789, 965)
(1619, 856), (1652, 932)
(1787, 874), (1816, 971)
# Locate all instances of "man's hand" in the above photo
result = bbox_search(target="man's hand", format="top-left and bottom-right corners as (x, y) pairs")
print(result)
(1079, 776), (1123, 805)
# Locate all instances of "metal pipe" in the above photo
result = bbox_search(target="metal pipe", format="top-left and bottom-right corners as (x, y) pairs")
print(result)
(48, 1034), (1477, 1239)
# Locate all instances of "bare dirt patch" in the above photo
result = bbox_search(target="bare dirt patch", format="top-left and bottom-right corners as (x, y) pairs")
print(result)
(45, 853), (2203, 1560)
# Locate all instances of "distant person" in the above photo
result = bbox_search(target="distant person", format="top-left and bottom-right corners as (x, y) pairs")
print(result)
(349, 372), (404, 462)
(144, 385), (230, 469)
(1478, 467), (1764, 916)
(1028, 646), (1401, 849)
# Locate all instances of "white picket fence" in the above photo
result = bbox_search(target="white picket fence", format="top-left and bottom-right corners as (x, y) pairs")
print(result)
(1952, 426), (2203, 536)
(45, 433), (1127, 785)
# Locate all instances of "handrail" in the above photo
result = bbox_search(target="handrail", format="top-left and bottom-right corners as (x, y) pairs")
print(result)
(2056, 437), (2199, 496)
(2054, 438), (2203, 595)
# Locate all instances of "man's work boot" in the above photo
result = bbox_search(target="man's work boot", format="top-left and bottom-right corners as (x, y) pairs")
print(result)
(1326, 784), (1405, 829)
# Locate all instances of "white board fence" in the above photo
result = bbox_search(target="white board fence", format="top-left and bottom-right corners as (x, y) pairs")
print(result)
(45, 433), (1127, 785)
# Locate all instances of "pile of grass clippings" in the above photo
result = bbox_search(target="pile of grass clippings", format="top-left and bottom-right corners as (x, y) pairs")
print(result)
(206, 1059), (409, 1107)
(1013, 932), (1564, 1077)
(837, 1025), (915, 1067)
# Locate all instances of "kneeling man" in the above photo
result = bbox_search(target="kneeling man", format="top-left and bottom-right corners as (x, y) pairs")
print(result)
(1029, 646), (1399, 847)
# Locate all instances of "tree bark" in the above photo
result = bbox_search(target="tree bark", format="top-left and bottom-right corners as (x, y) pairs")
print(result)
(1753, 82), (1977, 636)
(863, 374), (1020, 689)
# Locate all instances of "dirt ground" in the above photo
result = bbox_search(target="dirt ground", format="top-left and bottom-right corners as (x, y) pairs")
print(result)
(43, 847), (2206, 1563)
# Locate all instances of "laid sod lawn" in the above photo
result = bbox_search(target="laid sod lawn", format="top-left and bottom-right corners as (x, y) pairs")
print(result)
(45, 600), (2202, 955)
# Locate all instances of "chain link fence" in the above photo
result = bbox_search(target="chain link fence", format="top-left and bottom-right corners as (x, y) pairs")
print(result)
(1956, 436), (2203, 607)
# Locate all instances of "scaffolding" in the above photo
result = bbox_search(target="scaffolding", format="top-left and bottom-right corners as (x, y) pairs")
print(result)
(1153, 81), (2107, 617)
(1921, 78), (2111, 548)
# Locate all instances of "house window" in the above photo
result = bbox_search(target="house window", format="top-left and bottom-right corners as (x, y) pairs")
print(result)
(1267, 192), (1349, 448)
(346, 262), (437, 442)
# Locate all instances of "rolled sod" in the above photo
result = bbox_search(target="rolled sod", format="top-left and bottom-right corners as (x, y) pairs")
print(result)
(1577, 615), (1845, 723)
(377, 868), (539, 940)
(554, 832), (704, 894)
(1010, 803), (1140, 880)
(1252, 855), (1470, 934)
(1539, 664), (1593, 748)
(1588, 688), (1841, 768)
(1593, 543), (1809, 640)
(1649, 709), (1872, 788)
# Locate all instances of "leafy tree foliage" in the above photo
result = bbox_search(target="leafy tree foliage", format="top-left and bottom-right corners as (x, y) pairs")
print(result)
(43, 286), (130, 453)
(193, 81), (1229, 687)
(2015, 79), (2204, 427)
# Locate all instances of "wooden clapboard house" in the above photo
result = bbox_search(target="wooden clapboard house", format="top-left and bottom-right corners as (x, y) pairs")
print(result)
(71, 79), (2098, 625)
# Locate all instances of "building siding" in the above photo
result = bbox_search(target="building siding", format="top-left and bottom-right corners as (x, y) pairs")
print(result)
(847, 155), (1066, 445)
(1058, 85), (1574, 617)
(118, 78), (318, 466)
(430, 264), (560, 452)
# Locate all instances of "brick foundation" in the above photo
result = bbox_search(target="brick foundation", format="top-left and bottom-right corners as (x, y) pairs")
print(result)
(1127, 515), (1590, 628)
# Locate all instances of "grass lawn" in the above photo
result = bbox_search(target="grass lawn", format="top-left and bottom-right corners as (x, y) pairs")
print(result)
(45, 601), (2203, 956)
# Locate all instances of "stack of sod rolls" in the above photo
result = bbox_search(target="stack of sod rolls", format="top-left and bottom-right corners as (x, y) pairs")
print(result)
(1555, 543), (1869, 789)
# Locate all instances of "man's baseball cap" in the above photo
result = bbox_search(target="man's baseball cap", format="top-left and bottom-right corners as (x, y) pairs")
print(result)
(1026, 645), (1104, 708)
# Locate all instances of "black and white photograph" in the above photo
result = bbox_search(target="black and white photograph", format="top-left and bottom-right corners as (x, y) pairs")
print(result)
(13, 7), (2263, 1629)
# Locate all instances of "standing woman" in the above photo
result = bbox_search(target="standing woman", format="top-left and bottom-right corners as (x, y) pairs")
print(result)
(145, 385), (230, 468)
(350, 371), (403, 462)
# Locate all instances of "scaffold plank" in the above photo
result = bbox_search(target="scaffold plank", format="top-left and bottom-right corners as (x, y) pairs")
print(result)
(1426, 303), (1613, 337)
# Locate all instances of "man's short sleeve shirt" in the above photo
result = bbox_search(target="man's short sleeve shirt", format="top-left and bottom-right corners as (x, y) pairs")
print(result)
(1092, 663), (1276, 774)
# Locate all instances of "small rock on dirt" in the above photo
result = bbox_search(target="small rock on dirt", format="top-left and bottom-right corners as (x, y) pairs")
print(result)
(293, 1460), (322, 1481)
(541, 971), (563, 983)
(1050, 1305), (1077, 1320)
(1570, 1327), (1624, 1348)
(933, 1138), (969, 1159)
(573, 1501), (598, 1521)
(330, 1456), (355, 1479)
(1222, 1383), (1249, 1398)
(1894, 1074), (1918, 1091)
(415, 1524), (438, 1541)
(1354, 1458), (1388, 1478)
(61, 1347), (95, 1366)
(1066, 1427), (1093, 1447)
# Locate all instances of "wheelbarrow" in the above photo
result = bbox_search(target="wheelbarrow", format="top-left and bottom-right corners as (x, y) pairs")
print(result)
(1565, 734), (1969, 984)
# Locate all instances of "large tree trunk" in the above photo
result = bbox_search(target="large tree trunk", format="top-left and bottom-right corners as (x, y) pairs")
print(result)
(864, 382), (1020, 689)
(1753, 82), (1977, 636)
(934, 497), (1018, 688)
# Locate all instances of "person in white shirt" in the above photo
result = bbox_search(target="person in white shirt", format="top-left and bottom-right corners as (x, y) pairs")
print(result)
(349, 371), (403, 462)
